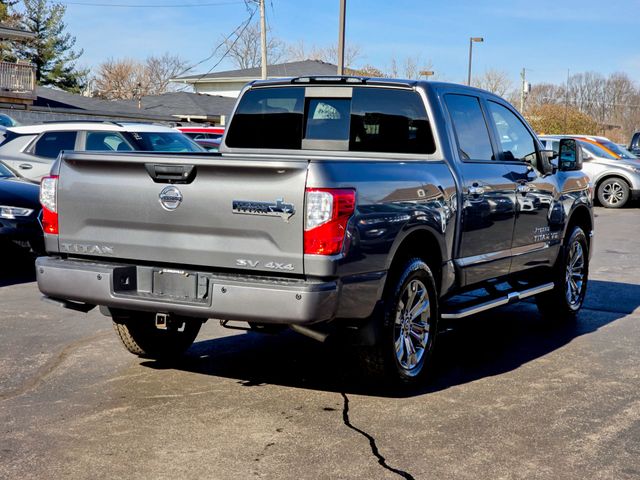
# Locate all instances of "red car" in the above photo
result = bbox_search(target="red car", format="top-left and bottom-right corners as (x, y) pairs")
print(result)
(176, 126), (224, 142)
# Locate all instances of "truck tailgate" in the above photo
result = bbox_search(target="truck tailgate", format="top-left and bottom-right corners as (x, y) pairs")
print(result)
(56, 153), (308, 275)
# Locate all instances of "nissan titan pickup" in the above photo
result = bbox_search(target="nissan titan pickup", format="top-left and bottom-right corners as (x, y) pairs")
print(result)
(36, 77), (594, 385)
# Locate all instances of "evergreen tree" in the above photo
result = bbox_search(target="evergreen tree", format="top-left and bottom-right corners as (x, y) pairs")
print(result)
(17, 0), (88, 92)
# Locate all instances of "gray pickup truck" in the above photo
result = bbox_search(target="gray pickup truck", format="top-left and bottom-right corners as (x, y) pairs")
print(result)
(37, 77), (593, 385)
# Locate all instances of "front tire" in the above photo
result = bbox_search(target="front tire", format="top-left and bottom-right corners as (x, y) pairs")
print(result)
(536, 226), (589, 321)
(111, 310), (202, 359)
(359, 258), (439, 385)
(597, 178), (630, 208)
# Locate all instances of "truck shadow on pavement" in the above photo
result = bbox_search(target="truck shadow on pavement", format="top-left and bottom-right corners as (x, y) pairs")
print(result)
(142, 279), (640, 398)
(0, 245), (37, 287)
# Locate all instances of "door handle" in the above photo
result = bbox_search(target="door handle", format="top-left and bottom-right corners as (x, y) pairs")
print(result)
(516, 184), (531, 194)
(18, 163), (33, 170)
(145, 164), (196, 184)
(468, 185), (485, 196)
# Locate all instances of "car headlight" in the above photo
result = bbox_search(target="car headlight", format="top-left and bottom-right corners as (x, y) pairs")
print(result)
(0, 205), (34, 219)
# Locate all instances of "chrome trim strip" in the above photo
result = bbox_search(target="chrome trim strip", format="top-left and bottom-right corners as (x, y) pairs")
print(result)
(455, 242), (549, 268)
(441, 282), (554, 319)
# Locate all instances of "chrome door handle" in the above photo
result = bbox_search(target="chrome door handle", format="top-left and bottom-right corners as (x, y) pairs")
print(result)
(516, 184), (531, 194)
(468, 185), (485, 196)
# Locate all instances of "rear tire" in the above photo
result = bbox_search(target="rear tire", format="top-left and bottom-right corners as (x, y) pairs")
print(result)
(111, 310), (202, 359)
(358, 258), (439, 385)
(536, 226), (589, 321)
(597, 178), (630, 208)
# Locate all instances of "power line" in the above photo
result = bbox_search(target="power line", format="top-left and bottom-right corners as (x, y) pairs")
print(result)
(62, 1), (244, 8)
(175, 6), (257, 91)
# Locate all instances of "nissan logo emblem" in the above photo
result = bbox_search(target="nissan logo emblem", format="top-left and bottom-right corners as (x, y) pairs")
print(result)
(159, 186), (183, 211)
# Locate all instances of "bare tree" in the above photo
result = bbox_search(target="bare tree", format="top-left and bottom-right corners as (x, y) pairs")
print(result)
(287, 40), (361, 67)
(93, 53), (190, 100)
(526, 82), (565, 106)
(347, 64), (386, 77)
(376, 54), (431, 79)
(94, 58), (146, 100)
(145, 53), (191, 94)
(224, 21), (286, 69)
(473, 69), (513, 97)
(521, 71), (640, 142)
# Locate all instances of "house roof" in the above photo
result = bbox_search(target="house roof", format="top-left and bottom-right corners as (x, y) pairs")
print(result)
(35, 86), (146, 115)
(0, 24), (35, 41)
(173, 59), (339, 83)
(117, 91), (237, 119)
(33, 87), (234, 122)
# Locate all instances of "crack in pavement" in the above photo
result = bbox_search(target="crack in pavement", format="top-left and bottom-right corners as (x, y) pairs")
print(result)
(340, 392), (415, 480)
(0, 330), (111, 402)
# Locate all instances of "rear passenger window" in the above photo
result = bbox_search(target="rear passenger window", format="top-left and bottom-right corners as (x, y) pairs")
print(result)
(34, 131), (77, 159)
(226, 87), (304, 149)
(445, 94), (494, 161)
(86, 131), (132, 151)
(349, 88), (435, 154)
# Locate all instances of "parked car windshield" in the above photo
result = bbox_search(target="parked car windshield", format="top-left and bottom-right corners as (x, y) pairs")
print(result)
(597, 139), (636, 159)
(0, 161), (15, 178)
(128, 132), (203, 152)
(579, 140), (617, 159)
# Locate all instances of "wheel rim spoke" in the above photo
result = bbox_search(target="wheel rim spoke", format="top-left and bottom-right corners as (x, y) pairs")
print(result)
(395, 334), (405, 362)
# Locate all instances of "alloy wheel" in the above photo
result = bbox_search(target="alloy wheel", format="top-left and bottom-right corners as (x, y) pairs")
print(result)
(565, 241), (585, 307)
(393, 279), (431, 374)
(602, 181), (626, 206)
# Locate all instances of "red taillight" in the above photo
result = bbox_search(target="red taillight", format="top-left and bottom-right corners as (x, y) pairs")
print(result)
(304, 188), (356, 255)
(40, 175), (59, 235)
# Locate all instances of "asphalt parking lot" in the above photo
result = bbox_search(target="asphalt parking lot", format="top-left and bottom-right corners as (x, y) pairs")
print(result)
(1, 206), (639, 480)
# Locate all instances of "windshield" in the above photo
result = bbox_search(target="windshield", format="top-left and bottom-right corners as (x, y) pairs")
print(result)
(597, 139), (636, 159)
(128, 132), (204, 152)
(579, 140), (617, 160)
(0, 161), (15, 178)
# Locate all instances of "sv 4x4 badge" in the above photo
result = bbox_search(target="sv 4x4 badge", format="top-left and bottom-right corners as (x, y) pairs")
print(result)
(232, 198), (295, 222)
(236, 259), (295, 271)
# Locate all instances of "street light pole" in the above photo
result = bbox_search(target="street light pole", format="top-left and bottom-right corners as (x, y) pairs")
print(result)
(337, 0), (346, 75)
(467, 37), (483, 86)
(260, 0), (267, 80)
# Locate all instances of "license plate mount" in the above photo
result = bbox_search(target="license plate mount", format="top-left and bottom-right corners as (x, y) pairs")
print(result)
(152, 269), (198, 299)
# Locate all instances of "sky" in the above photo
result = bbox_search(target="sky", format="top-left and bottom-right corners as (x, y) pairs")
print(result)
(50, 0), (640, 88)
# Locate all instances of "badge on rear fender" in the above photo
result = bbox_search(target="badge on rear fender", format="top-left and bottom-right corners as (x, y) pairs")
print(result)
(232, 198), (295, 222)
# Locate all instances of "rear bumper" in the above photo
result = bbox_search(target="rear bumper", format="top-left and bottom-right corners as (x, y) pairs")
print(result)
(36, 256), (383, 325)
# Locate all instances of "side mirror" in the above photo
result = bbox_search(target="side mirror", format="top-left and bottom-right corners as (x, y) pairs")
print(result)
(558, 138), (583, 171)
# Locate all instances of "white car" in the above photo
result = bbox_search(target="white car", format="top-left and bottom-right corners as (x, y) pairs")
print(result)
(0, 121), (203, 181)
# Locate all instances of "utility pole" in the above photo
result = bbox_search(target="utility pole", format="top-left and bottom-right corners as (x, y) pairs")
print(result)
(337, 0), (346, 75)
(520, 68), (532, 114)
(520, 68), (525, 113)
(564, 69), (570, 131)
(260, 0), (267, 80)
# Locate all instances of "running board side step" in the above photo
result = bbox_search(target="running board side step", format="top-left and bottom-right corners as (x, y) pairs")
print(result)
(441, 282), (554, 320)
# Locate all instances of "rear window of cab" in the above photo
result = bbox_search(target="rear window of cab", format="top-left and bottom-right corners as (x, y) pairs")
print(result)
(226, 86), (436, 155)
